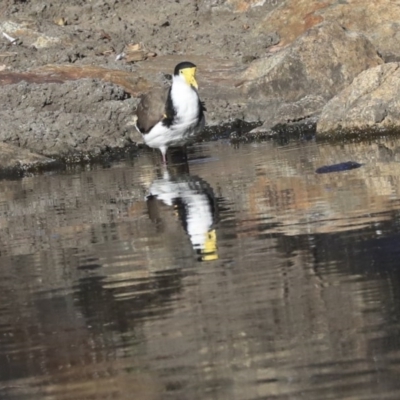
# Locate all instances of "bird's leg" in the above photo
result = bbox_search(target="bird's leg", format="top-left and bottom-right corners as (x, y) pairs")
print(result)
(160, 146), (168, 165)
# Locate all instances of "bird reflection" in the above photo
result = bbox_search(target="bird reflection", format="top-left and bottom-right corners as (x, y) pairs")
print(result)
(146, 163), (219, 261)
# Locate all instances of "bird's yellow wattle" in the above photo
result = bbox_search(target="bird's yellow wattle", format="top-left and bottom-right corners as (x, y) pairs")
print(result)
(201, 229), (218, 261)
(181, 67), (198, 89)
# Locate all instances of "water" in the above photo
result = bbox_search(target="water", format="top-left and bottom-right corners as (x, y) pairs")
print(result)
(2, 137), (400, 399)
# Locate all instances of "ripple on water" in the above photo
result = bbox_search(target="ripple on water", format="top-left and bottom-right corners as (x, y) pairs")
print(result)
(2, 138), (400, 399)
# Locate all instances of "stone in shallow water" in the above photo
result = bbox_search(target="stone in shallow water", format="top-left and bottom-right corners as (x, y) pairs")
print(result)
(315, 161), (363, 174)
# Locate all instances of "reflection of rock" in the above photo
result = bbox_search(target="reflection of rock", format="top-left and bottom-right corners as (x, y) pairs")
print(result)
(199, 137), (400, 237)
(147, 168), (219, 261)
(76, 273), (183, 333)
(242, 22), (382, 133)
(317, 63), (400, 136)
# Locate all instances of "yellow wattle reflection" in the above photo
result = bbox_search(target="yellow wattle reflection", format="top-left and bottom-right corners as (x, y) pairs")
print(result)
(201, 229), (218, 261)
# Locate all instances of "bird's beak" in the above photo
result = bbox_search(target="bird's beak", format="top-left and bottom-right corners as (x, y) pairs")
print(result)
(182, 67), (198, 89)
(191, 76), (199, 90)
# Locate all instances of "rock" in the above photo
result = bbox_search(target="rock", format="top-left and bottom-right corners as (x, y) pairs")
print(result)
(317, 63), (400, 136)
(121, 43), (157, 63)
(0, 79), (138, 159)
(318, 0), (400, 62)
(261, 32), (280, 49)
(253, 0), (327, 45)
(32, 34), (62, 49)
(0, 64), (152, 96)
(205, 0), (270, 12)
(241, 21), (382, 133)
(0, 142), (55, 173)
(241, 55), (257, 64)
(254, 0), (400, 61)
(0, 20), (65, 49)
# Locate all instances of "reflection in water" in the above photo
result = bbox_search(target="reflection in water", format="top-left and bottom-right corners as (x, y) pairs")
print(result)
(147, 165), (218, 261)
(3, 138), (400, 399)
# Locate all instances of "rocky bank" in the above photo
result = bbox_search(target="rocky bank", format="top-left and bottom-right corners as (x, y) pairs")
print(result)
(0, 0), (400, 168)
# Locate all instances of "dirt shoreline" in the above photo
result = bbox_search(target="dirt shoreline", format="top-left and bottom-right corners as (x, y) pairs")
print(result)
(0, 0), (277, 165)
(1, 1), (400, 169)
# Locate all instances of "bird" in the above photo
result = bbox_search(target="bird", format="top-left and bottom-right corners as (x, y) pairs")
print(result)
(134, 61), (206, 164)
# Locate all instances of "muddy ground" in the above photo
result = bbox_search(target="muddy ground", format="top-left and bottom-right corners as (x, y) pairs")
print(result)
(2, 0), (278, 69)
(0, 0), (281, 162)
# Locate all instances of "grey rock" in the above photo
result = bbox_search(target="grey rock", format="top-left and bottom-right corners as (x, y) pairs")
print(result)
(241, 22), (382, 135)
(317, 63), (400, 136)
(259, 32), (280, 48)
(0, 79), (137, 158)
(0, 142), (55, 172)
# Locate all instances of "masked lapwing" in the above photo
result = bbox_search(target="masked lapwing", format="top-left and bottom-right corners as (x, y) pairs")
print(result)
(135, 61), (206, 164)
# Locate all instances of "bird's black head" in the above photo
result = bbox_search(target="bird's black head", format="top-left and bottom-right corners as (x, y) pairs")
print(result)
(174, 61), (197, 76)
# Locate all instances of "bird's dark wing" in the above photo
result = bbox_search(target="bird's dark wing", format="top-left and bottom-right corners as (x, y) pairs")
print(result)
(200, 100), (207, 112)
(162, 87), (176, 128)
(136, 87), (169, 134)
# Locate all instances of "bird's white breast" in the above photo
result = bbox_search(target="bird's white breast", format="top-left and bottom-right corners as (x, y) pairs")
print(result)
(171, 76), (200, 127)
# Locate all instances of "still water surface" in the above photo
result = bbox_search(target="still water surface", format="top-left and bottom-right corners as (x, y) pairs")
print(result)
(2, 137), (400, 399)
